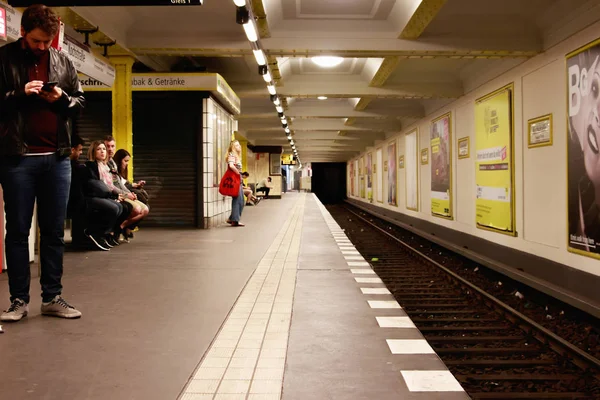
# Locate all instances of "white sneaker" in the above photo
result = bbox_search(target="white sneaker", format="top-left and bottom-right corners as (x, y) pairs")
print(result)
(0, 299), (29, 322)
(41, 295), (82, 319)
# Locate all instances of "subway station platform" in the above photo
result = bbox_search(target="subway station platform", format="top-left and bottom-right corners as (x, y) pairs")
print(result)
(0, 192), (468, 400)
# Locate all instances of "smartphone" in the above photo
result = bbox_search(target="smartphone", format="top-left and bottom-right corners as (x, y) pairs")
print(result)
(41, 81), (58, 92)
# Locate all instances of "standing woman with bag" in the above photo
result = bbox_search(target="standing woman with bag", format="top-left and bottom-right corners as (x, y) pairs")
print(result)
(226, 140), (245, 227)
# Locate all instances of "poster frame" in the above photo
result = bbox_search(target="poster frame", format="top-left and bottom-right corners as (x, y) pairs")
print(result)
(566, 37), (600, 259)
(405, 128), (419, 212)
(398, 155), (404, 168)
(430, 112), (454, 221)
(420, 148), (429, 165)
(527, 113), (553, 149)
(474, 82), (516, 237)
(458, 137), (470, 159)
(376, 147), (383, 203)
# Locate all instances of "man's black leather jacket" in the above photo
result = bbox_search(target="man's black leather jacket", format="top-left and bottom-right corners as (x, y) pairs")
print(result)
(0, 39), (85, 157)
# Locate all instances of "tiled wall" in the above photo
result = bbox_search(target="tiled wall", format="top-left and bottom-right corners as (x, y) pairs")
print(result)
(202, 98), (236, 228)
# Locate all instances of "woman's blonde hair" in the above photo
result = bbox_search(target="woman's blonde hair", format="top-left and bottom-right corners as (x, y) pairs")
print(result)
(227, 140), (241, 157)
(87, 140), (107, 162)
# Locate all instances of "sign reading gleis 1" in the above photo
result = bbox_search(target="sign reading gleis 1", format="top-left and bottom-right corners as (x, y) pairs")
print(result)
(80, 73), (241, 115)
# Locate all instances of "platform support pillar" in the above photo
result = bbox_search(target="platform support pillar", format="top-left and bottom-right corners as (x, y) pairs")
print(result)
(110, 55), (135, 181)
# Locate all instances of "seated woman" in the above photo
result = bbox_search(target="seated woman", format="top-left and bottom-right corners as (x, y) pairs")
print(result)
(241, 171), (260, 205)
(113, 149), (150, 237)
(81, 141), (129, 250)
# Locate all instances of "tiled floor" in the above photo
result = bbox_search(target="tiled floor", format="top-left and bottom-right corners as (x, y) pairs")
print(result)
(179, 194), (305, 399)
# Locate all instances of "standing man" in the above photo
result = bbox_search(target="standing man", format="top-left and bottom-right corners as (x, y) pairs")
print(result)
(0, 5), (85, 321)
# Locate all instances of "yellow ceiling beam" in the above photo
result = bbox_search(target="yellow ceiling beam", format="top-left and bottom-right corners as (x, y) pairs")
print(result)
(345, 118), (356, 126)
(369, 56), (400, 88)
(354, 98), (372, 111)
(251, 0), (270, 39)
(130, 48), (537, 59)
(399, 0), (447, 40)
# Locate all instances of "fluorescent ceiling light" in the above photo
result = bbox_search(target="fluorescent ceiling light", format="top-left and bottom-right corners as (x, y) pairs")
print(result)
(312, 56), (343, 68)
(290, 140), (294, 145)
(276, 106), (283, 113)
(262, 71), (272, 83)
(287, 135), (291, 139)
(233, 0), (245, 6)
(281, 118), (287, 125)
(267, 85), (276, 95)
(243, 21), (258, 42)
(273, 98), (280, 106)
(253, 49), (266, 66)
(318, 96), (328, 100)
(285, 128), (290, 134)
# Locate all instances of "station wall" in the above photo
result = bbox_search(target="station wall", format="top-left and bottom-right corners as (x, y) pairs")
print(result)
(348, 19), (600, 278)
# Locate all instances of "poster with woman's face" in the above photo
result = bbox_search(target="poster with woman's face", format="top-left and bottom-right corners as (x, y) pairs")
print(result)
(567, 38), (600, 258)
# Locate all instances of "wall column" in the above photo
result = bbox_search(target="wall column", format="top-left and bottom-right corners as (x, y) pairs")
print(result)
(110, 55), (135, 180)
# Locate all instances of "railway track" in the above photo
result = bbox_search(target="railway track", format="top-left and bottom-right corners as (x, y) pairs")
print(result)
(327, 204), (600, 400)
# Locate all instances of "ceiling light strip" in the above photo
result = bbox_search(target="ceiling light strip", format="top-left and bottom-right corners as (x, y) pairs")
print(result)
(233, 1), (300, 165)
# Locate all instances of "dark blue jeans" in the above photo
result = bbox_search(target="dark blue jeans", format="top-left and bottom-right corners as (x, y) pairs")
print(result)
(0, 154), (71, 303)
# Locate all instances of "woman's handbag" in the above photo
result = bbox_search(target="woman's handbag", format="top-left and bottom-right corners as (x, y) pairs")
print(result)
(219, 169), (241, 197)
(132, 188), (150, 205)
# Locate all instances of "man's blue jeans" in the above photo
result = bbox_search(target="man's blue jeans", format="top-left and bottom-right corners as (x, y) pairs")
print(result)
(0, 154), (71, 304)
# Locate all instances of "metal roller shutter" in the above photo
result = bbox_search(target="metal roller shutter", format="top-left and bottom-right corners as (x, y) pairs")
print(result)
(132, 92), (203, 227)
(74, 91), (112, 162)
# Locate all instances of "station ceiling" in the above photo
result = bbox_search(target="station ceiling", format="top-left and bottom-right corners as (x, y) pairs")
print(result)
(60, 0), (600, 163)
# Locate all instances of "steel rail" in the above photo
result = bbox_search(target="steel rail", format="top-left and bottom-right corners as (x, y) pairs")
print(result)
(342, 205), (600, 374)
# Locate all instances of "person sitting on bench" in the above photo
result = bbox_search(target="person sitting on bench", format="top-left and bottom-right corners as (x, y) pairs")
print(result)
(256, 177), (272, 198)
(241, 171), (261, 205)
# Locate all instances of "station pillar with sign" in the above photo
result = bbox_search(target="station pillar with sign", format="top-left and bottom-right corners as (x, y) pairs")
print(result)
(110, 55), (135, 180)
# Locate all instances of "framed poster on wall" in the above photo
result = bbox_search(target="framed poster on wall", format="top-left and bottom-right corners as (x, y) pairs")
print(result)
(269, 153), (282, 176)
(474, 83), (515, 235)
(349, 161), (355, 196)
(388, 142), (397, 206)
(567, 37), (600, 259)
(528, 113), (553, 148)
(405, 129), (419, 211)
(376, 148), (383, 203)
(366, 152), (373, 201)
(430, 112), (453, 219)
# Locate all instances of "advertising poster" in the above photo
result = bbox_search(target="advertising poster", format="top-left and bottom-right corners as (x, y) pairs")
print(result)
(474, 84), (514, 234)
(405, 129), (419, 211)
(360, 156), (365, 198)
(388, 142), (397, 206)
(349, 161), (355, 196)
(366, 152), (373, 201)
(567, 38), (600, 258)
(376, 148), (383, 203)
(430, 113), (452, 219)
(354, 159), (359, 198)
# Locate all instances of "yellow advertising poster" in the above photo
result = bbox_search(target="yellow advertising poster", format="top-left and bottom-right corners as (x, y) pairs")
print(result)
(474, 85), (514, 234)
(430, 113), (452, 219)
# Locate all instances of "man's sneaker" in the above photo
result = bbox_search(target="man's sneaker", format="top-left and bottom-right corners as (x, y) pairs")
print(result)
(84, 230), (110, 251)
(106, 235), (120, 247)
(41, 296), (82, 319)
(0, 299), (29, 322)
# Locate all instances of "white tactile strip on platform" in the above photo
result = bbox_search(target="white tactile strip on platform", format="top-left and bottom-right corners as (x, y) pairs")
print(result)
(181, 195), (306, 399)
(313, 195), (466, 395)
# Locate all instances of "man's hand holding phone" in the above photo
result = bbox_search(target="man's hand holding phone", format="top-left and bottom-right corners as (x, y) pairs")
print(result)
(39, 81), (62, 103)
